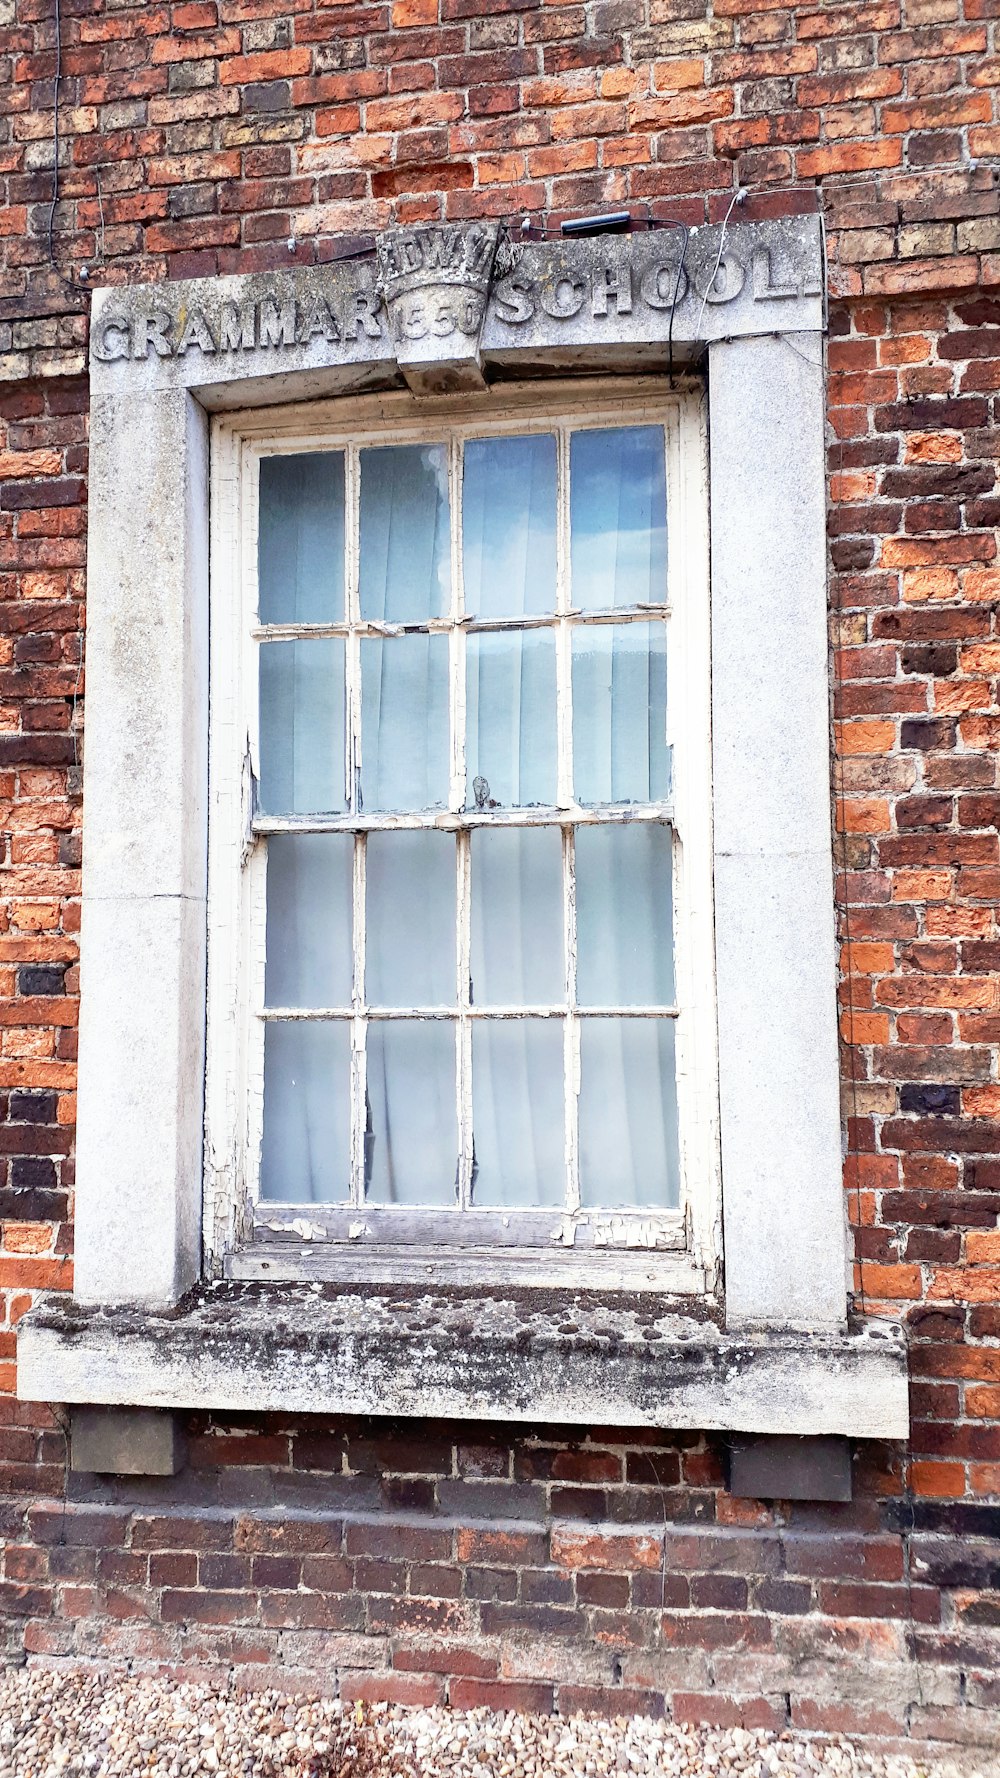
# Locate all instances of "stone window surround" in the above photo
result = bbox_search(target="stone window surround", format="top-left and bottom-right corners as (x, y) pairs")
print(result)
(16, 216), (909, 1440)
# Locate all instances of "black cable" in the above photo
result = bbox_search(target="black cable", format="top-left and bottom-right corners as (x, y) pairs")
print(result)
(667, 223), (689, 387)
(517, 214), (690, 242)
(325, 242), (377, 262)
(512, 211), (693, 382)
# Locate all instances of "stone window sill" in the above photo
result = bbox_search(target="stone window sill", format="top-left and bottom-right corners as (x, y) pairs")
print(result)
(18, 1284), (908, 1438)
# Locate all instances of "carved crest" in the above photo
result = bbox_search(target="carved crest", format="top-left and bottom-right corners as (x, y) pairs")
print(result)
(375, 224), (503, 389)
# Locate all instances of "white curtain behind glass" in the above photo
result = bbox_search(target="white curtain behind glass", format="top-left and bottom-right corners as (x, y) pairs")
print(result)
(366, 1021), (457, 1206)
(360, 446), (450, 812)
(258, 452), (345, 625)
(463, 435), (557, 619)
(570, 425), (668, 609)
(470, 828), (565, 1206)
(363, 829), (458, 1205)
(256, 425), (679, 1215)
(464, 436), (558, 812)
(463, 444), (563, 1205)
(260, 1021), (351, 1202)
(569, 430), (676, 1210)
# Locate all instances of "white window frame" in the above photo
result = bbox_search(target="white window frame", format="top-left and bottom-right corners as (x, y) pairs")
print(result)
(206, 382), (720, 1294)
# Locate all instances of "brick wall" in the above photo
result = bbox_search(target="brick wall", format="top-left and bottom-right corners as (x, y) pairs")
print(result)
(0, 1419), (965, 1733)
(2, 0), (1000, 1754)
(2, 0), (998, 376)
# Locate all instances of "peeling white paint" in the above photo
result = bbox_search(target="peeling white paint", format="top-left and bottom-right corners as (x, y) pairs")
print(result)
(260, 1216), (325, 1241)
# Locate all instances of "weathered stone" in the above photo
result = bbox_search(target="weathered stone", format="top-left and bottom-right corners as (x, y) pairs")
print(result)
(87, 215), (824, 406)
(376, 221), (502, 394)
(18, 1283), (908, 1438)
(70, 1406), (185, 1476)
(710, 333), (846, 1332)
(728, 1434), (853, 1502)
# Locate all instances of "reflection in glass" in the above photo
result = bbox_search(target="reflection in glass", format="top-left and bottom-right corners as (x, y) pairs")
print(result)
(366, 1020), (457, 1205)
(570, 425), (667, 609)
(471, 827), (563, 1006)
(572, 622), (668, 805)
(578, 1018), (679, 1209)
(259, 452), (346, 625)
(361, 635), (449, 811)
(260, 1021), (350, 1202)
(265, 834), (353, 1009)
(359, 444), (451, 622)
(367, 832), (455, 1007)
(467, 629), (557, 809)
(463, 434), (557, 619)
(259, 638), (345, 815)
(575, 824), (674, 1007)
(472, 1021), (564, 1207)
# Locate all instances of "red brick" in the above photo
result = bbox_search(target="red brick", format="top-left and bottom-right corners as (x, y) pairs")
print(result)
(450, 1679), (555, 1712)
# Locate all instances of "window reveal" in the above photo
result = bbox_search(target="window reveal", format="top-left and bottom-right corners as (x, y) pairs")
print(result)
(246, 406), (701, 1253)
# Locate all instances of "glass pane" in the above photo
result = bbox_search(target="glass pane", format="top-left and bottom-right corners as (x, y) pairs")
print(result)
(578, 1018), (679, 1209)
(367, 832), (455, 1007)
(572, 622), (668, 805)
(575, 825), (674, 1007)
(359, 444), (450, 623)
(366, 1020), (457, 1205)
(570, 425), (667, 610)
(472, 1020), (564, 1208)
(466, 629), (557, 810)
(259, 638), (345, 815)
(258, 452), (345, 625)
(265, 834), (353, 1010)
(471, 827), (563, 1007)
(260, 1021), (350, 1203)
(463, 434), (557, 619)
(361, 635), (449, 812)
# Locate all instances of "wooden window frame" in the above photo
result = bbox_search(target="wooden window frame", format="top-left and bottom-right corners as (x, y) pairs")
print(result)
(206, 378), (720, 1294)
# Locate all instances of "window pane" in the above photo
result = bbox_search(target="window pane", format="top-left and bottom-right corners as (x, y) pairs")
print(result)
(471, 827), (563, 1006)
(575, 824), (674, 1007)
(463, 434), (557, 619)
(572, 622), (668, 805)
(578, 1018), (679, 1209)
(359, 444), (451, 623)
(258, 452), (345, 625)
(260, 1020), (351, 1203)
(259, 638), (345, 815)
(570, 425), (667, 610)
(361, 635), (449, 812)
(265, 834), (353, 1009)
(472, 1020), (564, 1208)
(467, 629), (557, 810)
(367, 832), (455, 1007)
(366, 1021), (457, 1206)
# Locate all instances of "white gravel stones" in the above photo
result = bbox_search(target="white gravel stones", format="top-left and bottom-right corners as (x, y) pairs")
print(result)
(0, 1667), (982, 1778)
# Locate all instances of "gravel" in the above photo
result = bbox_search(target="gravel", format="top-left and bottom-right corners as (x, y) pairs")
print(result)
(0, 1667), (986, 1778)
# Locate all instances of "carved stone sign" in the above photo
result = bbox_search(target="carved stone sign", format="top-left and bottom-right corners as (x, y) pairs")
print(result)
(376, 221), (503, 394)
(89, 215), (824, 402)
(93, 286), (383, 363)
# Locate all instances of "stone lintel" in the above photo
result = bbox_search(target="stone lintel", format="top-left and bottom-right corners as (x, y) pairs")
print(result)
(88, 215), (824, 405)
(19, 1286), (908, 1440)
